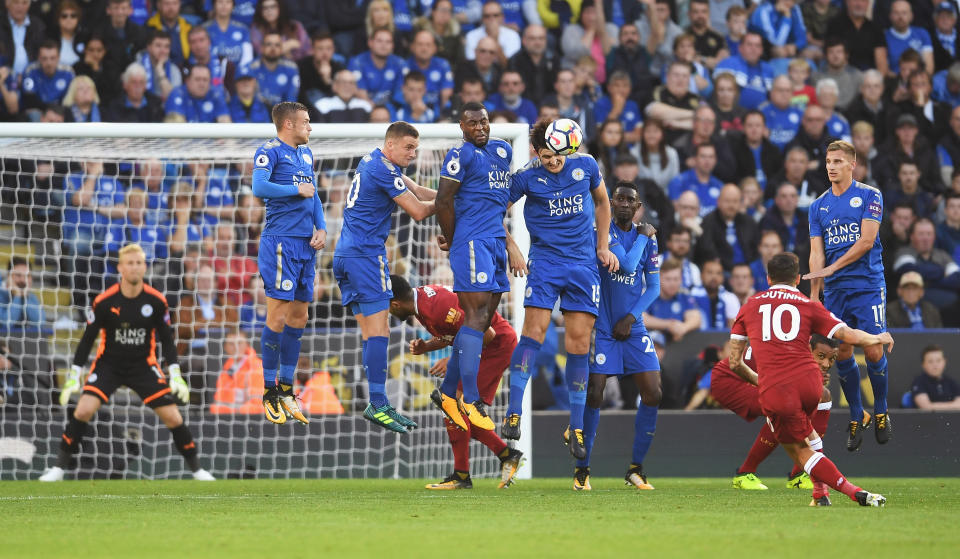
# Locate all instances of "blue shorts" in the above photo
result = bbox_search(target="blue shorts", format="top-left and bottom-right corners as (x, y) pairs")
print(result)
(524, 259), (600, 315)
(333, 254), (392, 314)
(258, 235), (315, 302)
(823, 286), (886, 335)
(591, 329), (661, 375)
(450, 237), (511, 293)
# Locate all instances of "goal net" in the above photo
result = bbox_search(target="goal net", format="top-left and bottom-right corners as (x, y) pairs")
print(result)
(0, 123), (530, 480)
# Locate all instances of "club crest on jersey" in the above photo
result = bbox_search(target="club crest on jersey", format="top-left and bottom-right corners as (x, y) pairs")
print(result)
(572, 168), (585, 181)
(87, 373), (97, 383)
(281, 279), (294, 291)
(525, 286), (532, 298)
(302, 153), (312, 165)
(476, 272), (488, 283)
(850, 196), (862, 208)
(141, 304), (153, 317)
(86, 308), (96, 324)
(446, 157), (460, 175)
(595, 353), (606, 365)
(496, 146), (507, 159)
(671, 302), (682, 314)
(256, 154), (269, 167)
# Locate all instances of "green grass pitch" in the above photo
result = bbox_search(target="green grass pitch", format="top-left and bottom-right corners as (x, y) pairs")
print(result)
(3, 478), (959, 558)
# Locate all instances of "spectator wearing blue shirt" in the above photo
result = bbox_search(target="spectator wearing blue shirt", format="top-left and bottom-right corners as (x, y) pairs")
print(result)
(485, 70), (537, 125)
(245, 32), (299, 108)
(205, 0), (257, 27)
(642, 258), (702, 342)
(0, 257), (45, 330)
(666, 33), (714, 98)
(136, 29), (182, 101)
(393, 70), (436, 123)
(932, 63), (960, 107)
(724, 5), (749, 58)
(164, 64), (230, 122)
(239, 274), (268, 334)
(694, 184), (760, 273)
(750, 230), (784, 293)
(759, 75), (803, 150)
(886, 0), (934, 76)
(690, 259), (740, 330)
(186, 27), (231, 98)
(887, 161), (935, 219)
(19, 40), (75, 117)
(887, 274), (943, 329)
(594, 70), (643, 144)
(730, 110), (783, 190)
(403, 30), (454, 111)
(748, 0), (808, 61)
(667, 143), (724, 217)
(61, 160), (126, 258)
(348, 27), (406, 107)
(105, 188), (170, 265)
(146, 0), (192, 65)
(203, 0), (254, 66)
(816, 78), (852, 142)
(228, 67), (270, 123)
(714, 32), (774, 110)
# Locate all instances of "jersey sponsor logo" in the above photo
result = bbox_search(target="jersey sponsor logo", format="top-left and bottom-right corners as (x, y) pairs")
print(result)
(141, 304), (153, 317)
(444, 308), (462, 324)
(571, 168), (585, 181)
(548, 193), (584, 216)
(394, 177), (406, 190)
(824, 222), (861, 245)
(488, 169), (509, 189)
(609, 271), (638, 284)
(850, 196), (862, 208)
(476, 271), (489, 283)
(496, 146), (508, 159)
(281, 279), (294, 291)
(446, 157), (460, 175)
(868, 202), (881, 215)
(595, 353), (607, 365)
(115, 327), (147, 345)
(423, 286), (437, 297)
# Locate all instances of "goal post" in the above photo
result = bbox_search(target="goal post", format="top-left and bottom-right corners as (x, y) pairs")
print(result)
(0, 123), (533, 480)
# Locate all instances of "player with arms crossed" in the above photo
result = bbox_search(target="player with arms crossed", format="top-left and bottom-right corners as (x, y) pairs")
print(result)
(333, 121), (437, 432)
(501, 119), (619, 459)
(571, 181), (659, 490)
(41, 244), (213, 481)
(388, 276), (524, 490)
(434, 102), (518, 432)
(728, 252), (892, 507)
(709, 334), (838, 504)
(805, 140), (891, 450)
(252, 101), (326, 426)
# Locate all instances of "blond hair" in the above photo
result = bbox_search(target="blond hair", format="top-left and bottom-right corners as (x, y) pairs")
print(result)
(365, 0), (395, 38)
(851, 120), (874, 137)
(826, 140), (857, 160)
(62, 75), (100, 107)
(118, 243), (146, 259)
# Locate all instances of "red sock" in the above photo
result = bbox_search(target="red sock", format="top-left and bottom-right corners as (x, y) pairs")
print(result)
(445, 417), (471, 472)
(812, 479), (831, 499)
(470, 421), (508, 456)
(806, 453), (862, 501)
(738, 422), (779, 474)
(812, 405), (831, 439)
(789, 464), (803, 477)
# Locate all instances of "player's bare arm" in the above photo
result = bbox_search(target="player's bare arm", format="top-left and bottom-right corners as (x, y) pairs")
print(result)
(727, 337), (759, 386)
(402, 175), (437, 201)
(803, 220), (879, 281)
(808, 236), (826, 299)
(435, 176), (460, 250)
(394, 189), (436, 221)
(833, 326), (895, 353)
(591, 181), (619, 273)
(503, 206), (528, 276)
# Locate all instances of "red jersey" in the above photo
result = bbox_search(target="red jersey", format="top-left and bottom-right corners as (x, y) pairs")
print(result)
(414, 284), (511, 343)
(712, 346), (758, 382)
(730, 284), (844, 392)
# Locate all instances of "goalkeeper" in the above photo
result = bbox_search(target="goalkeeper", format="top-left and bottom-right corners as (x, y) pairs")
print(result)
(40, 244), (214, 481)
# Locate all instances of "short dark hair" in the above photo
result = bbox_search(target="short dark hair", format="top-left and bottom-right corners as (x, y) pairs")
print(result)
(311, 30), (333, 44)
(892, 199), (916, 214)
(146, 28), (170, 45)
(613, 181), (640, 197)
(694, 142), (716, 156)
(262, 30), (284, 42)
(390, 275), (413, 301)
(766, 252), (800, 284)
(824, 37), (846, 51)
(922, 344), (944, 360)
(188, 26), (209, 40)
(404, 70), (426, 85)
(810, 333), (839, 350)
(945, 191), (960, 204)
(899, 47), (922, 66)
(39, 39), (60, 52)
(385, 121), (420, 141)
(271, 101), (309, 130)
(908, 216), (936, 237)
(530, 118), (551, 152)
(459, 77), (485, 91)
(668, 226), (692, 240)
(9, 256), (27, 271)
(743, 109), (765, 126)
(459, 101), (487, 120)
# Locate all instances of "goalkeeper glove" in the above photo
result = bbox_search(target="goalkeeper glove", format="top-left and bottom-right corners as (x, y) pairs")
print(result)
(168, 364), (189, 404)
(59, 365), (85, 407)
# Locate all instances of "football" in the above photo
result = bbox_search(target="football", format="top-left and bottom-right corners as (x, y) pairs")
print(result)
(545, 118), (583, 155)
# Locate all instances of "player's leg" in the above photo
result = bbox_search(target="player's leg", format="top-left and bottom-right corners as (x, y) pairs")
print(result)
(709, 376), (773, 489)
(274, 247), (316, 425)
(562, 310), (595, 460)
(625, 368), (660, 490)
(475, 336), (524, 488)
(502, 306), (551, 439)
(452, 290), (500, 430)
(791, 386), (833, 491)
(153, 404), (213, 480)
(780, 441), (885, 506)
(864, 338), (891, 444)
(39, 393), (103, 481)
(259, 235), (294, 424)
(425, 417), (474, 490)
(825, 290), (873, 450)
(573, 372), (607, 491)
(429, 343), (469, 431)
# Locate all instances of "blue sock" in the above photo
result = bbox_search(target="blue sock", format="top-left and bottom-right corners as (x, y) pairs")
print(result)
(867, 355), (889, 415)
(577, 405), (600, 468)
(278, 325), (303, 386)
(364, 336), (389, 407)
(836, 356), (864, 422)
(632, 403), (658, 465)
(507, 336), (542, 416)
(452, 327), (484, 402)
(261, 327), (282, 387)
(439, 346), (461, 396)
(566, 353), (588, 430)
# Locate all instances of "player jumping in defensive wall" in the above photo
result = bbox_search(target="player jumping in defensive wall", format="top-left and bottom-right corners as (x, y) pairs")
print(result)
(41, 243), (213, 481)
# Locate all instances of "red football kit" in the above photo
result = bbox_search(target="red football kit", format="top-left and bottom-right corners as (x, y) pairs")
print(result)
(730, 284), (844, 443)
(414, 285), (517, 405)
(710, 349), (762, 421)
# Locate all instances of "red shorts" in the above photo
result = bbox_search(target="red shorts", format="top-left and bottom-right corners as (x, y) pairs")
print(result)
(461, 323), (517, 405)
(711, 373), (762, 421)
(759, 373), (822, 444)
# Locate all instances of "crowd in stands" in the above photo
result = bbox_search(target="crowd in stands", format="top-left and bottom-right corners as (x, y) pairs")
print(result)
(3, 0), (960, 412)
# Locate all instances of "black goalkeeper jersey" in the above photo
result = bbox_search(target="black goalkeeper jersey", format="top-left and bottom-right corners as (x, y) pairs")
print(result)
(73, 283), (178, 368)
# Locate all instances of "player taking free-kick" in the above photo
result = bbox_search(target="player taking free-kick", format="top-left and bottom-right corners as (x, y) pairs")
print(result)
(805, 140), (891, 451)
(728, 252), (892, 507)
(41, 243), (213, 481)
(333, 121), (437, 433)
(388, 276), (523, 490)
(252, 101), (326, 426)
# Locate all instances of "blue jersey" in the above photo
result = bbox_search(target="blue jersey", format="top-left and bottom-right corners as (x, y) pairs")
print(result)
(648, 292), (698, 322)
(759, 101), (803, 150)
(348, 52), (406, 106)
(130, 0), (149, 24)
(253, 138), (318, 238)
(748, 2), (807, 50)
(394, 104), (436, 123)
(484, 93), (538, 124)
(20, 63), (74, 104)
(826, 112), (851, 142)
(335, 148), (410, 257)
(401, 56), (454, 109)
(667, 169), (724, 216)
(246, 59), (299, 107)
(500, 0), (525, 29)
(204, 0), (257, 25)
(808, 181), (885, 290)
(714, 55), (774, 110)
(509, 153), (602, 264)
(62, 173), (125, 236)
(164, 85), (229, 122)
(593, 96), (642, 133)
(596, 223), (661, 335)
(228, 94), (271, 123)
(886, 26), (933, 74)
(105, 218), (169, 261)
(440, 138), (512, 247)
(204, 20), (252, 66)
